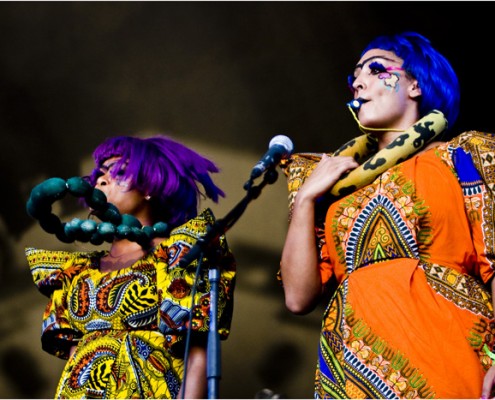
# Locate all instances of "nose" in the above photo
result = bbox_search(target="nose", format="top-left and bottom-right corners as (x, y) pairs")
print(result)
(96, 173), (109, 187)
(352, 73), (366, 93)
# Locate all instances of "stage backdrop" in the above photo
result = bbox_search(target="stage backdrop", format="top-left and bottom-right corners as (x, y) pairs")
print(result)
(0, 2), (493, 398)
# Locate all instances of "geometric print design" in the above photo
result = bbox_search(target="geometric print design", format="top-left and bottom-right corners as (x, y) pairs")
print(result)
(346, 194), (419, 272)
(315, 133), (495, 399)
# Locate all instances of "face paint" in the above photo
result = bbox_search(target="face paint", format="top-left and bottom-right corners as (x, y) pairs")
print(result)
(116, 180), (130, 188)
(369, 61), (403, 92)
(97, 158), (132, 189)
(379, 70), (401, 92)
(348, 58), (405, 93)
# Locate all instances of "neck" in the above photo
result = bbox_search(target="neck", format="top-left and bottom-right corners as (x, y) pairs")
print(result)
(330, 109), (448, 198)
(347, 104), (421, 150)
(373, 128), (413, 150)
(101, 239), (146, 273)
(110, 239), (144, 255)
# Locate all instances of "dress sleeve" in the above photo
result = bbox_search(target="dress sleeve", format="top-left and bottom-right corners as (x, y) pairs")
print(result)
(153, 209), (236, 356)
(278, 153), (335, 285)
(25, 247), (87, 359)
(451, 131), (495, 284)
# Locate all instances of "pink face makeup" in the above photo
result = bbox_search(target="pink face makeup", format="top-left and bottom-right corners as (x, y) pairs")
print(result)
(378, 66), (404, 91)
(384, 66), (404, 72)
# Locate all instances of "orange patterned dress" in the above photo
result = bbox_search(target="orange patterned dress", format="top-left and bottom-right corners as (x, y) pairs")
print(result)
(26, 208), (236, 399)
(307, 132), (495, 398)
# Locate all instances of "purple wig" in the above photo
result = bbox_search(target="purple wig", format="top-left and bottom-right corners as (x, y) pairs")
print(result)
(87, 135), (225, 228)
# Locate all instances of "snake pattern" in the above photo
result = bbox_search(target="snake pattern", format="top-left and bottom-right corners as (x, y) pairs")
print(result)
(280, 109), (448, 217)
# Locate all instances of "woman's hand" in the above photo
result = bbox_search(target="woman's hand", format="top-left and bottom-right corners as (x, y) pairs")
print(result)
(481, 364), (495, 399)
(297, 155), (359, 203)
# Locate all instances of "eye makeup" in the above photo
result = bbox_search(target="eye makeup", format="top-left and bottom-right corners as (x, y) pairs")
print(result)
(95, 159), (130, 187)
(347, 56), (404, 89)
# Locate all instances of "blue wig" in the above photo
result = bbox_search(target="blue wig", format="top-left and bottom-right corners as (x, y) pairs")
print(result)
(87, 135), (225, 228)
(362, 32), (460, 130)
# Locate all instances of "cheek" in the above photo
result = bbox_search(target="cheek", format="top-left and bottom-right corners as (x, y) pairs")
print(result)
(114, 177), (131, 189)
(121, 192), (148, 213)
(104, 186), (131, 203)
(378, 73), (400, 92)
(103, 191), (124, 209)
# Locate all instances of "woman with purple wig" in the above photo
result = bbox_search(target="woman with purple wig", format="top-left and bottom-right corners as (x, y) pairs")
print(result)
(25, 134), (236, 398)
(279, 31), (495, 398)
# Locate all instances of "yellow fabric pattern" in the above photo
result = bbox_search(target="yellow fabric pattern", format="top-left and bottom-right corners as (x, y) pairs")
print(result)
(26, 208), (236, 399)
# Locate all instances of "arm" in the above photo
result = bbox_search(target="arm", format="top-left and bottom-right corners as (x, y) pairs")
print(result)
(280, 155), (358, 315)
(178, 344), (207, 399)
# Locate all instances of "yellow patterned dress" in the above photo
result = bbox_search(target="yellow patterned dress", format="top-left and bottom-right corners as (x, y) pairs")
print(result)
(283, 131), (495, 399)
(26, 208), (236, 399)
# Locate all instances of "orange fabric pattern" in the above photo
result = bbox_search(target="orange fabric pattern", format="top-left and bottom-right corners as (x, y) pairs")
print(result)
(315, 135), (495, 399)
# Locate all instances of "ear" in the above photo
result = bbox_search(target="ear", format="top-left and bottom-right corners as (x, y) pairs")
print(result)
(409, 80), (422, 99)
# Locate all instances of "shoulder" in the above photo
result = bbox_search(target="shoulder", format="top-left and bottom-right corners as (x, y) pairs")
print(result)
(151, 208), (235, 272)
(449, 130), (495, 185)
(151, 208), (218, 264)
(157, 208), (216, 248)
(419, 140), (443, 154)
(449, 130), (495, 150)
(25, 247), (100, 296)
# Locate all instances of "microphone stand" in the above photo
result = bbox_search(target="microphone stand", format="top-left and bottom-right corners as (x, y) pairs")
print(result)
(179, 166), (279, 399)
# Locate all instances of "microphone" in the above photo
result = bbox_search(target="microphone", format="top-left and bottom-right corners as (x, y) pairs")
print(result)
(347, 97), (368, 111)
(250, 135), (294, 179)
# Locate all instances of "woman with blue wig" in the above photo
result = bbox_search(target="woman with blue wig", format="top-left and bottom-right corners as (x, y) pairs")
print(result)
(279, 31), (495, 398)
(25, 134), (236, 398)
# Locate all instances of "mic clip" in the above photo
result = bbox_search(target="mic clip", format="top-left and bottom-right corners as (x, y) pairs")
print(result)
(244, 165), (278, 192)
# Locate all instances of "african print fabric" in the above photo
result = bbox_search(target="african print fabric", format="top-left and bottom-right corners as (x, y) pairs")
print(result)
(285, 131), (495, 399)
(26, 208), (236, 399)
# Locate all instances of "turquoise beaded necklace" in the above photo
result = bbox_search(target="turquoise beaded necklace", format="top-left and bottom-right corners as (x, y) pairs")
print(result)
(26, 176), (170, 248)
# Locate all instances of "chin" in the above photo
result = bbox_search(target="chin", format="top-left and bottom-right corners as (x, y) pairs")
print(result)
(357, 117), (379, 128)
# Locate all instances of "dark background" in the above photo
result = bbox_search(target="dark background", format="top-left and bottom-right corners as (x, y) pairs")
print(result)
(0, 2), (493, 398)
